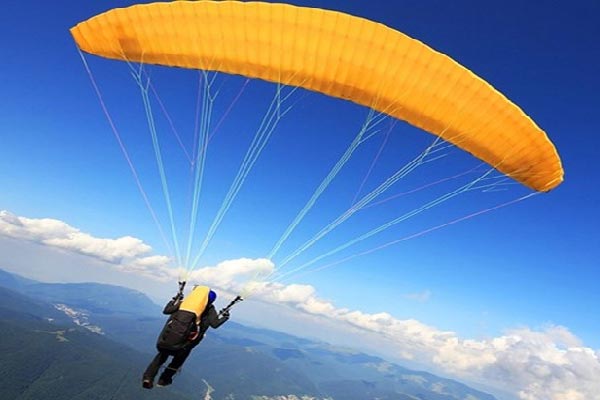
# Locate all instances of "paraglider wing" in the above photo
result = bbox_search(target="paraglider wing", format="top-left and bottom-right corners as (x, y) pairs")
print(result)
(71, 1), (563, 192)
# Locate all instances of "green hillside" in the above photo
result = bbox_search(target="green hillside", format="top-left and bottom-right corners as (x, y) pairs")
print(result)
(0, 286), (195, 400)
(0, 270), (497, 400)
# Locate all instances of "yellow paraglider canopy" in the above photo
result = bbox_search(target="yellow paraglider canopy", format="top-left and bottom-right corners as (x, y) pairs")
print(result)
(71, 1), (563, 191)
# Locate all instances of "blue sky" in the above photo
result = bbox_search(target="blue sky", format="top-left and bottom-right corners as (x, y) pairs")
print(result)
(1, 1), (600, 397)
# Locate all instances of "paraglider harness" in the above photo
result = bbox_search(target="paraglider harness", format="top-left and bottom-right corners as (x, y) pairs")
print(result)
(156, 281), (193, 351)
(156, 282), (243, 351)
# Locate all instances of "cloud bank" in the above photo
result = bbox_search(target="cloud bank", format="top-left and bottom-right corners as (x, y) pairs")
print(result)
(1, 210), (598, 400)
(235, 280), (600, 400)
(0, 211), (172, 280)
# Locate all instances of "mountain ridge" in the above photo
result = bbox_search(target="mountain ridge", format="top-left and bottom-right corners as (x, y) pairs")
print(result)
(0, 268), (496, 400)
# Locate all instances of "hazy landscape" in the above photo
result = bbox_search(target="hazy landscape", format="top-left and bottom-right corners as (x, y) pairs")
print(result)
(0, 268), (496, 400)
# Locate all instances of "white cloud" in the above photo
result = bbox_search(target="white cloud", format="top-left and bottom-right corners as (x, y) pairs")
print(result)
(188, 258), (274, 288)
(273, 284), (316, 303)
(228, 281), (600, 400)
(0, 210), (171, 280)
(2, 209), (599, 400)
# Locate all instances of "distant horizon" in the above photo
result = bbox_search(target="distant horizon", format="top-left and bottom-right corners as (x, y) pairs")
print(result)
(0, 265), (510, 400)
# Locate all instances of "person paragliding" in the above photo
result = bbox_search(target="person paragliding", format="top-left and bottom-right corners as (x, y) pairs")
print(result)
(142, 283), (239, 389)
(70, 1), (565, 389)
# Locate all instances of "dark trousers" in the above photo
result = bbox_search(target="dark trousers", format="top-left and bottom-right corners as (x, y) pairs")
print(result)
(143, 345), (194, 381)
